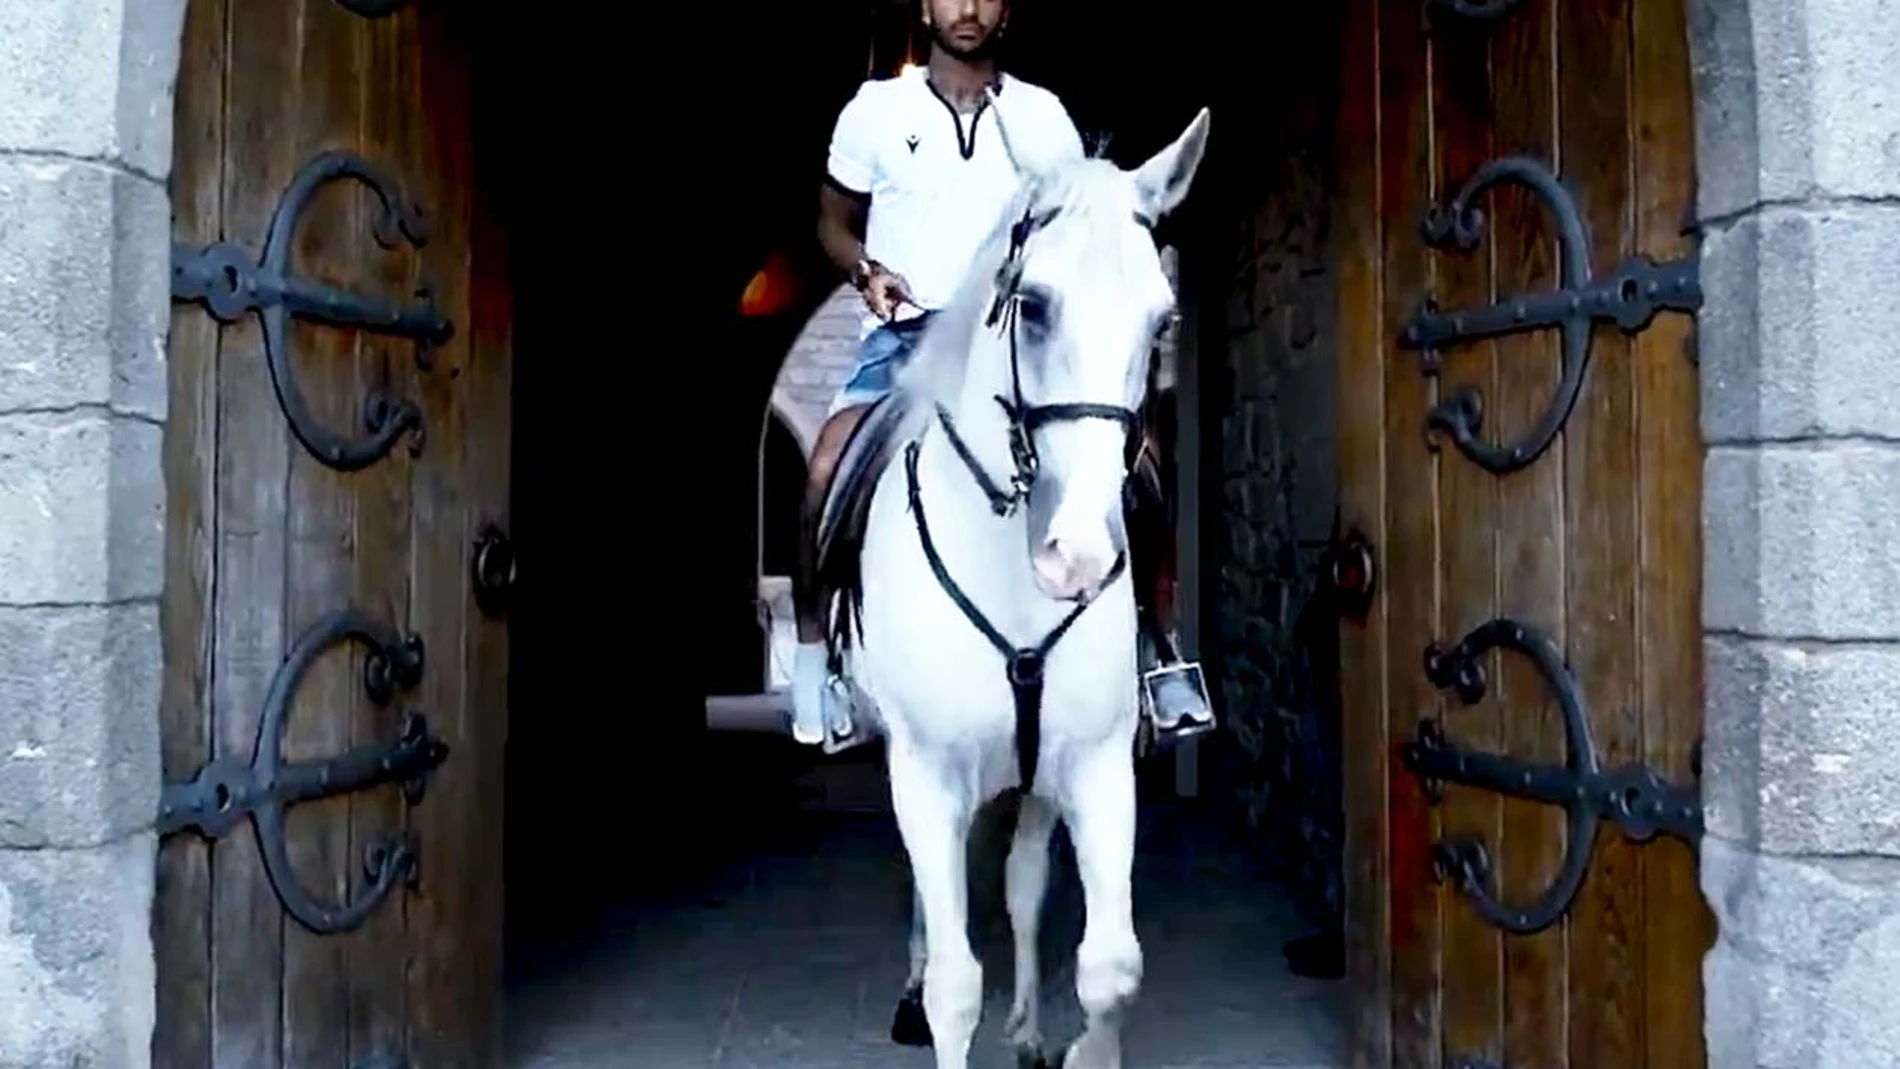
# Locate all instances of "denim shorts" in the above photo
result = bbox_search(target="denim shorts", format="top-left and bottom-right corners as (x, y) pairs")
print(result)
(828, 312), (936, 416)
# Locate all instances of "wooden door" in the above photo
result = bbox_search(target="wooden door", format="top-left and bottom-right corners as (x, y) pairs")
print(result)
(1333, 0), (1714, 1066)
(155, 1), (512, 1066)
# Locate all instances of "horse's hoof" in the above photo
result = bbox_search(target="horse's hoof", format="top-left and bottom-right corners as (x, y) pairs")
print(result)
(890, 987), (932, 1047)
(1014, 1043), (1054, 1069)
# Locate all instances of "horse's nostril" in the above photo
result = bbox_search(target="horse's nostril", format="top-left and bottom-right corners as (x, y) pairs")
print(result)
(1033, 538), (1073, 588)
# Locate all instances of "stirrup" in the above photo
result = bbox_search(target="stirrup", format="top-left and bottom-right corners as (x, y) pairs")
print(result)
(1139, 659), (1215, 746)
(820, 675), (875, 755)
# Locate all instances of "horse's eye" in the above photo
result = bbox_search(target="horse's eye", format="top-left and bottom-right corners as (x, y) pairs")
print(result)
(1016, 292), (1052, 335)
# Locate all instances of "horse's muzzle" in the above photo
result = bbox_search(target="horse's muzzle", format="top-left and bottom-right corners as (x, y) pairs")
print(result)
(1031, 530), (1114, 601)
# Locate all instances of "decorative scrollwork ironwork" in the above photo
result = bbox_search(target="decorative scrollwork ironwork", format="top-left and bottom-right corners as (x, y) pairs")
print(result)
(171, 150), (453, 473)
(1424, 0), (1525, 26)
(1399, 618), (1702, 935)
(335, 0), (411, 16)
(157, 610), (449, 936)
(1395, 156), (1702, 476)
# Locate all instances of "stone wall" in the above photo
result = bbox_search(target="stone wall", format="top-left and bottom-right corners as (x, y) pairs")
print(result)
(770, 282), (864, 457)
(1691, 2), (1900, 1065)
(0, 1), (183, 1066)
(1202, 61), (1344, 927)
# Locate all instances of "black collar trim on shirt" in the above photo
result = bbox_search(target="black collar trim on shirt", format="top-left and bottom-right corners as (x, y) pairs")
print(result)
(922, 71), (1004, 161)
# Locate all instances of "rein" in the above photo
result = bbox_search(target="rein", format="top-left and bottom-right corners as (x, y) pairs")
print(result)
(904, 198), (1156, 791)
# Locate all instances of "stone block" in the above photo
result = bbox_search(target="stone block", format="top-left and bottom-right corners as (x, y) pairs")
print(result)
(110, 413), (165, 599)
(1704, 635), (1900, 855)
(777, 364), (833, 389)
(1704, 442), (1900, 639)
(1702, 839), (1900, 1069)
(0, 603), (160, 848)
(0, 154), (169, 418)
(0, 410), (164, 605)
(0, 0), (186, 180)
(1702, 205), (1900, 443)
(1691, 0), (1900, 220)
(0, 834), (155, 1069)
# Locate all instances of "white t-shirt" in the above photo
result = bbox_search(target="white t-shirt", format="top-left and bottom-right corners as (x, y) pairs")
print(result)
(826, 66), (1085, 338)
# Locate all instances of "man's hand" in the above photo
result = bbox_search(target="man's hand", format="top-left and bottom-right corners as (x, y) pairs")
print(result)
(861, 265), (913, 320)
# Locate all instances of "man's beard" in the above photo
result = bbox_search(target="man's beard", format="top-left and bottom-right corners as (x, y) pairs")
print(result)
(931, 24), (1001, 62)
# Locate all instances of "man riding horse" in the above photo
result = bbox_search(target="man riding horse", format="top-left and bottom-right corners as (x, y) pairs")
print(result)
(790, 0), (1211, 750)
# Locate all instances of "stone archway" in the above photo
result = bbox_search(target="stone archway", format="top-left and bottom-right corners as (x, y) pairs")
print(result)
(755, 403), (807, 694)
(0, 1), (1890, 1066)
(743, 283), (865, 697)
(768, 280), (865, 457)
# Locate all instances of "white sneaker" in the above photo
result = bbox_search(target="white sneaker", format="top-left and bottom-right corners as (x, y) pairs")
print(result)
(790, 642), (831, 745)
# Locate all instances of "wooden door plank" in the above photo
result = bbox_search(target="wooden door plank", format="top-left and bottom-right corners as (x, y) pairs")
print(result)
(406, 3), (486, 1062)
(462, 8), (516, 1061)
(280, 3), (369, 1062)
(1631, 2), (1714, 1067)
(348, 8), (419, 1066)
(155, 1), (228, 1064)
(1484, 2), (1571, 1065)
(1424, 18), (1506, 1066)
(1375, 0), (1446, 1063)
(1555, 0), (1645, 1063)
(1336, 0), (1392, 1064)
(209, 3), (307, 1063)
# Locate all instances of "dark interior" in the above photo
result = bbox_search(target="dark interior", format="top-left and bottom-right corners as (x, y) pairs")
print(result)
(487, 0), (1351, 1055)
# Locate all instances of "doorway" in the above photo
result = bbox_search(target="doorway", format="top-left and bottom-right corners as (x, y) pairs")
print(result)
(498, 2), (1356, 1066)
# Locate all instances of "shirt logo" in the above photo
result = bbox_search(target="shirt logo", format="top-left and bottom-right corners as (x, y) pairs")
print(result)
(905, 134), (920, 154)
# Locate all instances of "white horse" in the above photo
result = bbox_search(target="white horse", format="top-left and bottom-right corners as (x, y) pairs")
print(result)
(809, 106), (1211, 1069)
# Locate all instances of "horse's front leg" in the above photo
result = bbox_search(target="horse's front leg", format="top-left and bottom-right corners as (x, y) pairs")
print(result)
(1054, 741), (1143, 1069)
(890, 881), (931, 1046)
(1005, 792), (1060, 1066)
(888, 738), (983, 1069)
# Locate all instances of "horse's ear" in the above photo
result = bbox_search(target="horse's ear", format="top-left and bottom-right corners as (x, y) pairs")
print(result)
(990, 93), (1062, 184)
(1131, 107), (1211, 221)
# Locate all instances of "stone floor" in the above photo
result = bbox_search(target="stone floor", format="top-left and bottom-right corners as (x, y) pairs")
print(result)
(504, 747), (1345, 1069)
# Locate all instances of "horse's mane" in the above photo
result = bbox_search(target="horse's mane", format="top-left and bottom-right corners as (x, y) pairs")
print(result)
(811, 151), (1144, 669)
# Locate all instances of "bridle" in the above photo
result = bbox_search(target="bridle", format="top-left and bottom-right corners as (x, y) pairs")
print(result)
(900, 196), (1160, 792)
(930, 200), (1158, 518)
